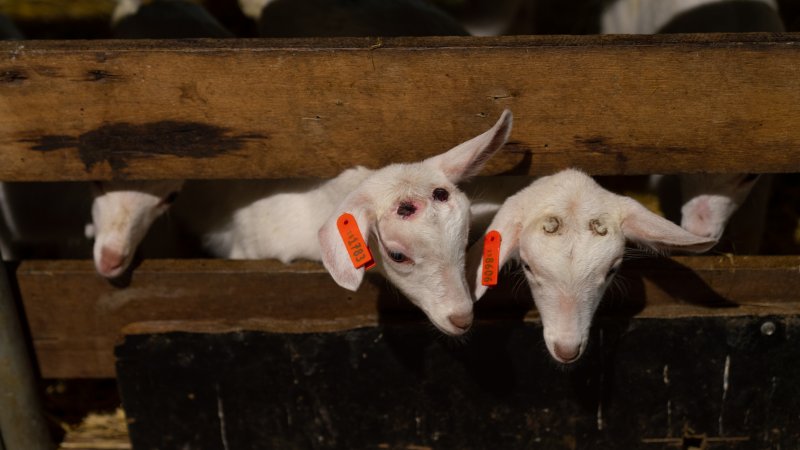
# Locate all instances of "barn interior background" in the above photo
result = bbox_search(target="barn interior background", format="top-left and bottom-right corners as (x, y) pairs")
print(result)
(1, 0), (799, 449)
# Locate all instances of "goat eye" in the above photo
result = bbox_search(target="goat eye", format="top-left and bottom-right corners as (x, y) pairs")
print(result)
(387, 250), (409, 263)
(163, 191), (180, 205)
(432, 188), (449, 202)
(606, 265), (619, 279)
(523, 263), (532, 272)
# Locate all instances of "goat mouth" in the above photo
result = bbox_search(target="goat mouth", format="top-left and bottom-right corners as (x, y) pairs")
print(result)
(431, 318), (470, 336)
(553, 353), (581, 364)
(97, 262), (128, 279)
(547, 341), (584, 364)
(95, 252), (133, 279)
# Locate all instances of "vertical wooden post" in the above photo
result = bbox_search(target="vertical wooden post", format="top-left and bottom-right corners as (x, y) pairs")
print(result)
(0, 260), (53, 450)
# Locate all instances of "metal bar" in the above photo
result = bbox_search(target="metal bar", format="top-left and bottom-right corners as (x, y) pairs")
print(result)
(0, 260), (53, 450)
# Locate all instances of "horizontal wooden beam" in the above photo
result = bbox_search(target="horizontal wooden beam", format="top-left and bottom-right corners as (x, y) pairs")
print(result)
(15, 255), (800, 378)
(2, 34), (800, 181)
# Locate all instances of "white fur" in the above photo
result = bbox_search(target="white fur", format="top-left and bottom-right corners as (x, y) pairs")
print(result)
(463, 175), (536, 244)
(458, 0), (530, 36)
(112, 0), (143, 25)
(90, 180), (184, 278)
(318, 110), (512, 336)
(237, 0), (279, 20)
(92, 0), (215, 278)
(469, 169), (716, 363)
(602, 0), (778, 249)
(601, 0), (777, 35)
(679, 174), (760, 240)
(173, 111), (512, 336)
(174, 171), (372, 262)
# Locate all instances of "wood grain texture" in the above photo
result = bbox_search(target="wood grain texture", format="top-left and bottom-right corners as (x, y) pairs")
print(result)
(16, 255), (800, 378)
(2, 34), (800, 181)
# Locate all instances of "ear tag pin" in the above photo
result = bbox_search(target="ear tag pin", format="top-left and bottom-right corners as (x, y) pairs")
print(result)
(481, 230), (501, 287)
(337, 213), (375, 270)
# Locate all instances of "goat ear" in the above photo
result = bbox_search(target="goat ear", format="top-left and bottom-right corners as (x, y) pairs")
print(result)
(619, 197), (717, 253)
(425, 109), (513, 183)
(468, 196), (522, 301)
(318, 193), (376, 291)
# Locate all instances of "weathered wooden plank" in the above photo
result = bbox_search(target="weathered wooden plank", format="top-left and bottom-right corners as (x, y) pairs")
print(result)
(114, 317), (800, 449)
(2, 34), (800, 181)
(15, 255), (800, 378)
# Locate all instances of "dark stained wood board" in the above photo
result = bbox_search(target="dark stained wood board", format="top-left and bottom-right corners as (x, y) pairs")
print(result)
(2, 34), (800, 181)
(115, 316), (800, 449)
(15, 255), (800, 378)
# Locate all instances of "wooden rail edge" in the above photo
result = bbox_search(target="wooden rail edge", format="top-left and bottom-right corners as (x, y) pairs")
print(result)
(2, 33), (800, 181)
(15, 255), (800, 378)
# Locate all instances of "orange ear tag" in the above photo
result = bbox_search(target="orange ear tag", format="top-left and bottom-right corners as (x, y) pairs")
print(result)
(481, 230), (502, 287)
(337, 213), (376, 271)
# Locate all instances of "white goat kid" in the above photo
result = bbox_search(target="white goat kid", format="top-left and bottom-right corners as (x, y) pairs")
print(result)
(678, 173), (764, 241)
(111, 0), (142, 25)
(602, 0), (782, 250)
(469, 169), (716, 363)
(87, 181), (183, 278)
(319, 110), (513, 336)
(87, 0), (232, 279)
(601, 0), (780, 35)
(174, 173), (372, 262)
(172, 111), (512, 336)
(238, 0), (277, 20)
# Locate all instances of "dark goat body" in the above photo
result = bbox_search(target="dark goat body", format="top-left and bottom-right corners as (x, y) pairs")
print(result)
(114, 1), (234, 39)
(654, 0), (784, 254)
(0, 13), (23, 39)
(658, 0), (785, 33)
(257, 0), (468, 37)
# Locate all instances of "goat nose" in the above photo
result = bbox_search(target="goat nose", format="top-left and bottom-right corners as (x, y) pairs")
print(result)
(100, 246), (125, 274)
(447, 312), (473, 331)
(683, 221), (716, 239)
(682, 202), (715, 237)
(553, 342), (580, 363)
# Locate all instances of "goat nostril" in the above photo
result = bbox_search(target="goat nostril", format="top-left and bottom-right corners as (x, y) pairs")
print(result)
(553, 343), (580, 363)
(100, 247), (125, 272)
(448, 313), (473, 331)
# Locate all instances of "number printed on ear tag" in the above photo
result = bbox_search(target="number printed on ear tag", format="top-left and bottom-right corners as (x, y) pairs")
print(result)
(482, 230), (501, 286)
(337, 213), (375, 270)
